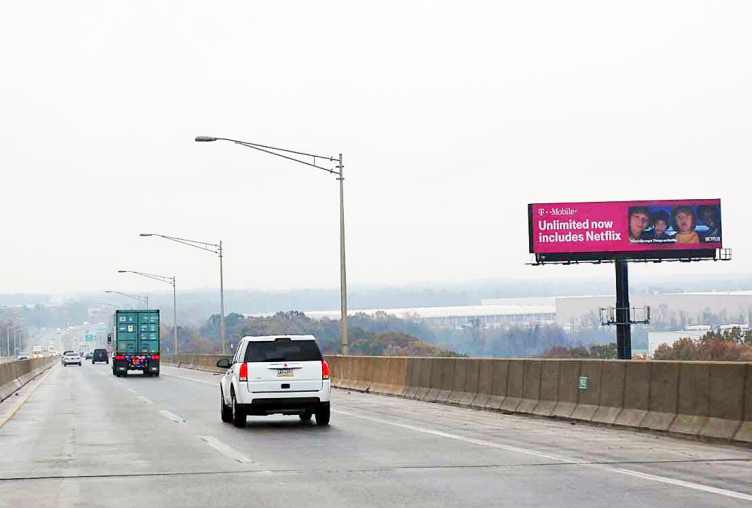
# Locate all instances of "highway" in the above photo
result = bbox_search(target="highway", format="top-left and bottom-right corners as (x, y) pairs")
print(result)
(1, 363), (751, 507)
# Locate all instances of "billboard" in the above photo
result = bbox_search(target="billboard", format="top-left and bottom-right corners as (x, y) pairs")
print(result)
(529, 199), (722, 258)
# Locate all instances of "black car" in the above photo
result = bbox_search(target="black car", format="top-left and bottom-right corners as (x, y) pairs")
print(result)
(92, 349), (109, 364)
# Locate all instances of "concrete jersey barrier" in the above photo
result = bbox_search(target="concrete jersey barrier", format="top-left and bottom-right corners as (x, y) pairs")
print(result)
(0, 357), (57, 403)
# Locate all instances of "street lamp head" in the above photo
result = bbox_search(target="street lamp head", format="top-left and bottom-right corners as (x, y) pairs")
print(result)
(105, 291), (113, 294)
(117, 270), (127, 273)
(139, 233), (153, 237)
(195, 136), (218, 142)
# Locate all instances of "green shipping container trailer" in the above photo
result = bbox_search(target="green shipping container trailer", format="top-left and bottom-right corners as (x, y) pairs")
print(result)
(111, 310), (161, 377)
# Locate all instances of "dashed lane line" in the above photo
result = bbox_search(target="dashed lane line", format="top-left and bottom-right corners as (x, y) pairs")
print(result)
(159, 410), (186, 423)
(333, 409), (752, 502)
(199, 436), (253, 463)
(136, 395), (153, 404)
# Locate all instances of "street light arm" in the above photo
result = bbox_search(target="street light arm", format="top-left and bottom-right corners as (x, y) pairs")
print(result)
(120, 270), (175, 286)
(209, 138), (340, 176)
(105, 291), (148, 304)
(143, 234), (220, 255)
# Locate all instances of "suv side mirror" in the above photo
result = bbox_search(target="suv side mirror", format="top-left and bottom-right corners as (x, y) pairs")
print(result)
(216, 358), (231, 368)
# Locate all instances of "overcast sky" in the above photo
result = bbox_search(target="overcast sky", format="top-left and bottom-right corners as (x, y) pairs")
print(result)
(1, 1), (750, 295)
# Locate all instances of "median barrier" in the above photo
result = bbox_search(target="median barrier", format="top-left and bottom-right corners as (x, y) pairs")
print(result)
(499, 359), (522, 412)
(735, 364), (752, 443)
(426, 358), (454, 403)
(592, 361), (626, 425)
(447, 359), (469, 405)
(370, 356), (389, 394)
(669, 362), (710, 436)
(641, 362), (679, 431)
(484, 359), (510, 410)
(516, 360), (542, 414)
(470, 359), (495, 409)
(386, 357), (408, 395)
(551, 360), (581, 419)
(0, 357), (56, 403)
(700, 363), (746, 439)
(533, 360), (561, 417)
(614, 361), (650, 428)
(356, 356), (376, 392)
(407, 357), (433, 400)
(457, 359), (481, 407)
(571, 360), (601, 421)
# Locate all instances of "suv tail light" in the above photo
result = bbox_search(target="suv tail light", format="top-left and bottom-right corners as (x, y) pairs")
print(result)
(238, 362), (248, 382)
(151, 354), (160, 361)
(322, 360), (330, 380)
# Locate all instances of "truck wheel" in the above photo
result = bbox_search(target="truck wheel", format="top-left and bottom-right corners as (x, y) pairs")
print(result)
(153, 371), (160, 377)
(221, 390), (232, 423)
(231, 391), (246, 428)
(299, 411), (313, 422)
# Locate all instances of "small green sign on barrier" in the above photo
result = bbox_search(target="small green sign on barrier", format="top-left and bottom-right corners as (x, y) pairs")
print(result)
(578, 376), (588, 390)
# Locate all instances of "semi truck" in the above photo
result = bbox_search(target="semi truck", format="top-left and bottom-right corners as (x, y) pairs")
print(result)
(109, 310), (161, 377)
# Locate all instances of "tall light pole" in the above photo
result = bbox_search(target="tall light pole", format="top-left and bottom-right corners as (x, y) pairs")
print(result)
(105, 290), (149, 309)
(195, 135), (349, 355)
(118, 270), (178, 355)
(140, 234), (226, 354)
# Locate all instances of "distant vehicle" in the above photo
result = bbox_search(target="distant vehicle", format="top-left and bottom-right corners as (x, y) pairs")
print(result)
(61, 351), (74, 365)
(17, 354), (29, 361)
(31, 346), (44, 359)
(62, 352), (82, 367)
(92, 349), (109, 364)
(111, 310), (160, 377)
(85, 352), (93, 360)
(217, 335), (331, 428)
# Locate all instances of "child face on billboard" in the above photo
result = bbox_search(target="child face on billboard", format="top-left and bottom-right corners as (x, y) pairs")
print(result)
(675, 211), (694, 233)
(629, 211), (649, 238)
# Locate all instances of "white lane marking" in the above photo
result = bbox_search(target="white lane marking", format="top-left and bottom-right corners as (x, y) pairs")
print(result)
(159, 410), (185, 423)
(333, 409), (752, 502)
(162, 372), (217, 386)
(136, 395), (153, 404)
(127, 388), (138, 394)
(199, 436), (253, 463)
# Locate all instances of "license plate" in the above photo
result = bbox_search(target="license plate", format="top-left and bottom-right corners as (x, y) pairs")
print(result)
(277, 369), (293, 378)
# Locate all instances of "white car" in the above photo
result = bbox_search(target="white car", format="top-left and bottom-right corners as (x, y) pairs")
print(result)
(62, 352), (82, 367)
(217, 335), (331, 428)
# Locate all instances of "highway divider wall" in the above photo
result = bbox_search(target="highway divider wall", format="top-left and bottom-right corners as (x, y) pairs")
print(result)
(0, 357), (58, 403)
(164, 353), (752, 445)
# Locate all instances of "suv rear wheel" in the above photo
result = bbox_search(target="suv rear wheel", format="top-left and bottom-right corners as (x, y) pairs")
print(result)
(315, 403), (330, 426)
(231, 391), (246, 428)
(220, 390), (232, 423)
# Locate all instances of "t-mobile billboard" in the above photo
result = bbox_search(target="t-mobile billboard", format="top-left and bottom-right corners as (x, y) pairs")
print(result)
(528, 199), (722, 255)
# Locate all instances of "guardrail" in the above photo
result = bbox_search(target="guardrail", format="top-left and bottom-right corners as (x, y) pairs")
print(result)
(163, 354), (751, 445)
(0, 357), (58, 403)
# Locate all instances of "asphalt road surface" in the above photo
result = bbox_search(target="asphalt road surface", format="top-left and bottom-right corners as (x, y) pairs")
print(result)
(1, 363), (751, 508)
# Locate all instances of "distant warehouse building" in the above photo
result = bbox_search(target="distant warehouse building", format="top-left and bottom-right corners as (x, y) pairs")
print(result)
(247, 304), (557, 329)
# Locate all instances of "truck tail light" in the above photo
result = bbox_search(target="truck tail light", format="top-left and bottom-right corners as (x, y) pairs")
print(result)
(238, 362), (248, 382)
(151, 354), (160, 361)
(322, 360), (330, 380)
(114, 355), (125, 361)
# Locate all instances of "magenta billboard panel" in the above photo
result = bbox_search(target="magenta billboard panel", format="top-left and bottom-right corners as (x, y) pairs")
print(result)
(529, 199), (722, 255)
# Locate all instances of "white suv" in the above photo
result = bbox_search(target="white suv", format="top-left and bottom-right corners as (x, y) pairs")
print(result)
(217, 335), (331, 428)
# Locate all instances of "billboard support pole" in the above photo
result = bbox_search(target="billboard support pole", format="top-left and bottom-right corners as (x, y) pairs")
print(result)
(615, 259), (632, 360)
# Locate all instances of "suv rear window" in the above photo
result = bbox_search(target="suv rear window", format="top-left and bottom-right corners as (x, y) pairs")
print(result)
(244, 339), (323, 363)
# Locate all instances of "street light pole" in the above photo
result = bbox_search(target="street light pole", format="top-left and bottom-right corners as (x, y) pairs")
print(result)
(195, 136), (349, 355)
(118, 270), (179, 355)
(140, 234), (226, 354)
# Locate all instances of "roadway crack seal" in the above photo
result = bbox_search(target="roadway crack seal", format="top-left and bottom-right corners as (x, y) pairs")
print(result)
(3, 458), (752, 483)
